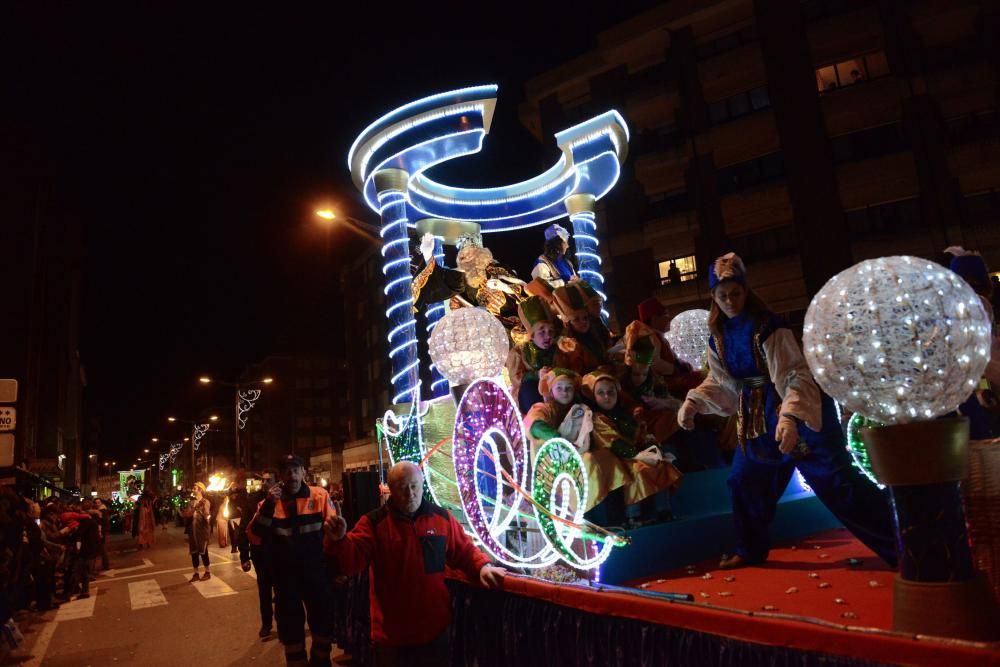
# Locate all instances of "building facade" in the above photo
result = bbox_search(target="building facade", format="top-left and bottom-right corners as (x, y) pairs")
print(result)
(0, 139), (86, 490)
(339, 244), (391, 474)
(518, 0), (1000, 325)
(239, 354), (353, 482)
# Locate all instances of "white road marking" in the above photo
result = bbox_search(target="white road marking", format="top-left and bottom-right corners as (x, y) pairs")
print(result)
(98, 560), (241, 584)
(102, 558), (155, 577)
(129, 579), (168, 610)
(19, 612), (58, 666)
(246, 566), (257, 579)
(186, 573), (237, 598)
(54, 587), (98, 621)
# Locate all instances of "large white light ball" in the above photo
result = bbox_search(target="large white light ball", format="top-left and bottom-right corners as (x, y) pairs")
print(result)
(665, 309), (711, 369)
(803, 256), (992, 424)
(428, 307), (510, 386)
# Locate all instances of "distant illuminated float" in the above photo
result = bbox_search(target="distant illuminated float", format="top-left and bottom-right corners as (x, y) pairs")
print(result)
(348, 86), (631, 571)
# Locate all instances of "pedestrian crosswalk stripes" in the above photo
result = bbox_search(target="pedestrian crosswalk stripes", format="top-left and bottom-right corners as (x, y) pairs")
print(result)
(54, 587), (98, 622)
(128, 579), (168, 610)
(186, 573), (237, 598)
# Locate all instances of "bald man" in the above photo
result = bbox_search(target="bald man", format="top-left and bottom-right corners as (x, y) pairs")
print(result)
(324, 462), (504, 666)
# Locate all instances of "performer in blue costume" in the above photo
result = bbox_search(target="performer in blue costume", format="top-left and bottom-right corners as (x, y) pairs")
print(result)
(530, 224), (578, 288)
(944, 246), (999, 440)
(678, 253), (897, 570)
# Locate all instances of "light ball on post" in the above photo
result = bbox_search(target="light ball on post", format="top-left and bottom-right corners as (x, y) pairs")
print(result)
(665, 309), (710, 369)
(802, 255), (992, 425)
(428, 307), (510, 387)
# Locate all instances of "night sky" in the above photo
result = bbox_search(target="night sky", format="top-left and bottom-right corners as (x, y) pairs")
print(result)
(5, 2), (658, 462)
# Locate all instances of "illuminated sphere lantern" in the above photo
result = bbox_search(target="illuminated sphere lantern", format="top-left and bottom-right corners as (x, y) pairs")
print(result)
(802, 255), (992, 424)
(665, 309), (711, 369)
(428, 307), (510, 386)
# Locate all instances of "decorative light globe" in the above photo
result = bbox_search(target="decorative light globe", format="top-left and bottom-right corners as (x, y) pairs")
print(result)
(665, 309), (711, 369)
(428, 307), (510, 386)
(802, 255), (992, 424)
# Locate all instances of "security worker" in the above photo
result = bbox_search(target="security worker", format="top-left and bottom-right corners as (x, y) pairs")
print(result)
(248, 455), (336, 666)
(238, 468), (278, 638)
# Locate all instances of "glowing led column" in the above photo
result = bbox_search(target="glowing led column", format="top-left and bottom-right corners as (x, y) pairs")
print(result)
(425, 234), (449, 399)
(566, 194), (608, 318)
(375, 168), (420, 405)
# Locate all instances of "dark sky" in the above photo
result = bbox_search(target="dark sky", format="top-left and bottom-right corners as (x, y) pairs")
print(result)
(4, 2), (657, 461)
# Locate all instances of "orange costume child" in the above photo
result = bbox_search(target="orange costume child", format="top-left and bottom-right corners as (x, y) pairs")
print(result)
(524, 368), (631, 512)
(551, 282), (612, 377)
(580, 370), (682, 508)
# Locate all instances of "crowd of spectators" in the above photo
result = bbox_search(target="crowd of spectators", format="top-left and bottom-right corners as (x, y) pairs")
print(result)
(0, 488), (116, 657)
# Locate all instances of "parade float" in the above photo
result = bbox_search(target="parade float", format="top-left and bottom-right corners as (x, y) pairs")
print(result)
(334, 86), (1000, 666)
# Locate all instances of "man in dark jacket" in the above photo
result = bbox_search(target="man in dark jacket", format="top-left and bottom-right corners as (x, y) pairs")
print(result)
(324, 461), (504, 666)
(238, 468), (277, 638)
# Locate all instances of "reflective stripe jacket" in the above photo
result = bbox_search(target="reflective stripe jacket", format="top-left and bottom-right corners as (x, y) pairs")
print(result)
(247, 484), (335, 560)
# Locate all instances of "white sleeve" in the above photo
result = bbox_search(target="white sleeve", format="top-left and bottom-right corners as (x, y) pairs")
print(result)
(684, 346), (739, 417)
(762, 328), (823, 432)
(531, 262), (553, 282)
(985, 334), (1000, 386)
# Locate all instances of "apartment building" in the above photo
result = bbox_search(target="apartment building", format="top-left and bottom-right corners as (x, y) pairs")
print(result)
(518, 0), (1000, 325)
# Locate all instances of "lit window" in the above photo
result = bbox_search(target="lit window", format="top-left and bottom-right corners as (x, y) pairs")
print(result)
(658, 255), (698, 284)
(815, 51), (889, 93)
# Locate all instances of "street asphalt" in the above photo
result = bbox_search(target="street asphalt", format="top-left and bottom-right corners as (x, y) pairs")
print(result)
(6, 523), (347, 666)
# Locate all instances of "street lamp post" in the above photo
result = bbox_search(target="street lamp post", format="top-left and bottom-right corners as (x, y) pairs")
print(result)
(199, 376), (272, 471)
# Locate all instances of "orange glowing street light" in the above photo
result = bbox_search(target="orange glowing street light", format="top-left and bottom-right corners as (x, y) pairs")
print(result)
(199, 377), (212, 384)
(167, 416), (177, 422)
(209, 415), (219, 421)
(151, 437), (159, 443)
(315, 209), (336, 220)
(143, 448), (150, 453)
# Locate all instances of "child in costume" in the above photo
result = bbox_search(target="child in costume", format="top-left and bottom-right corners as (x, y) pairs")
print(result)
(525, 368), (631, 515)
(619, 322), (682, 445)
(552, 282), (611, 376)
(677, 252), (897, 569)
(581, 370), (682, 527)
(506, 296), (559, 413)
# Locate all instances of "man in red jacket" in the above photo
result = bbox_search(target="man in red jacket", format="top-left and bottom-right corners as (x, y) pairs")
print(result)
(324, 461), (504, 666)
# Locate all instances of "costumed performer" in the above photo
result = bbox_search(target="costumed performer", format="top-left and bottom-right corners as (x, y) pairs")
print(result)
(525, 368), (632, 515)
(677, 252), (897, 569)
(581, 370), (682, 526)
(506, 296), (562, 413)
(619, 322), (682, 445)
(531, 224), (578, 288)
(551, 282), (611, 376)
(455, 233), (527, 330)
(944, 246), (999, 439)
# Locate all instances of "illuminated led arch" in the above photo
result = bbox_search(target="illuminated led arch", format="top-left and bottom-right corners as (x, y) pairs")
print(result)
(349, 85), (629, 404)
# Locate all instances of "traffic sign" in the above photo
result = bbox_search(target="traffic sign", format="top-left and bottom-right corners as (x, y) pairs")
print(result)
(0, 380), (15, 403)
(0, 407), (13, 432)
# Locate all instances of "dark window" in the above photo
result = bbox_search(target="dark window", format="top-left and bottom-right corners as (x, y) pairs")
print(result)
(635, 123), (682, 157)
(707, 100), (729, 125)
(802, 0), (872, 22)
(963, 190), (1000, 228)
(749, 86), (770, 111)
(947, 111), (1000, 146)
(845, 197), (924, 237)
(696, 24), (757, 61)
(830, 123), (908, 164)
(647, 189), (692, 218)
(717, 152), (785, 195)
(816, 51), (890, 93)
(707, 86), (771, 126)
(729, 225), (798, 263)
